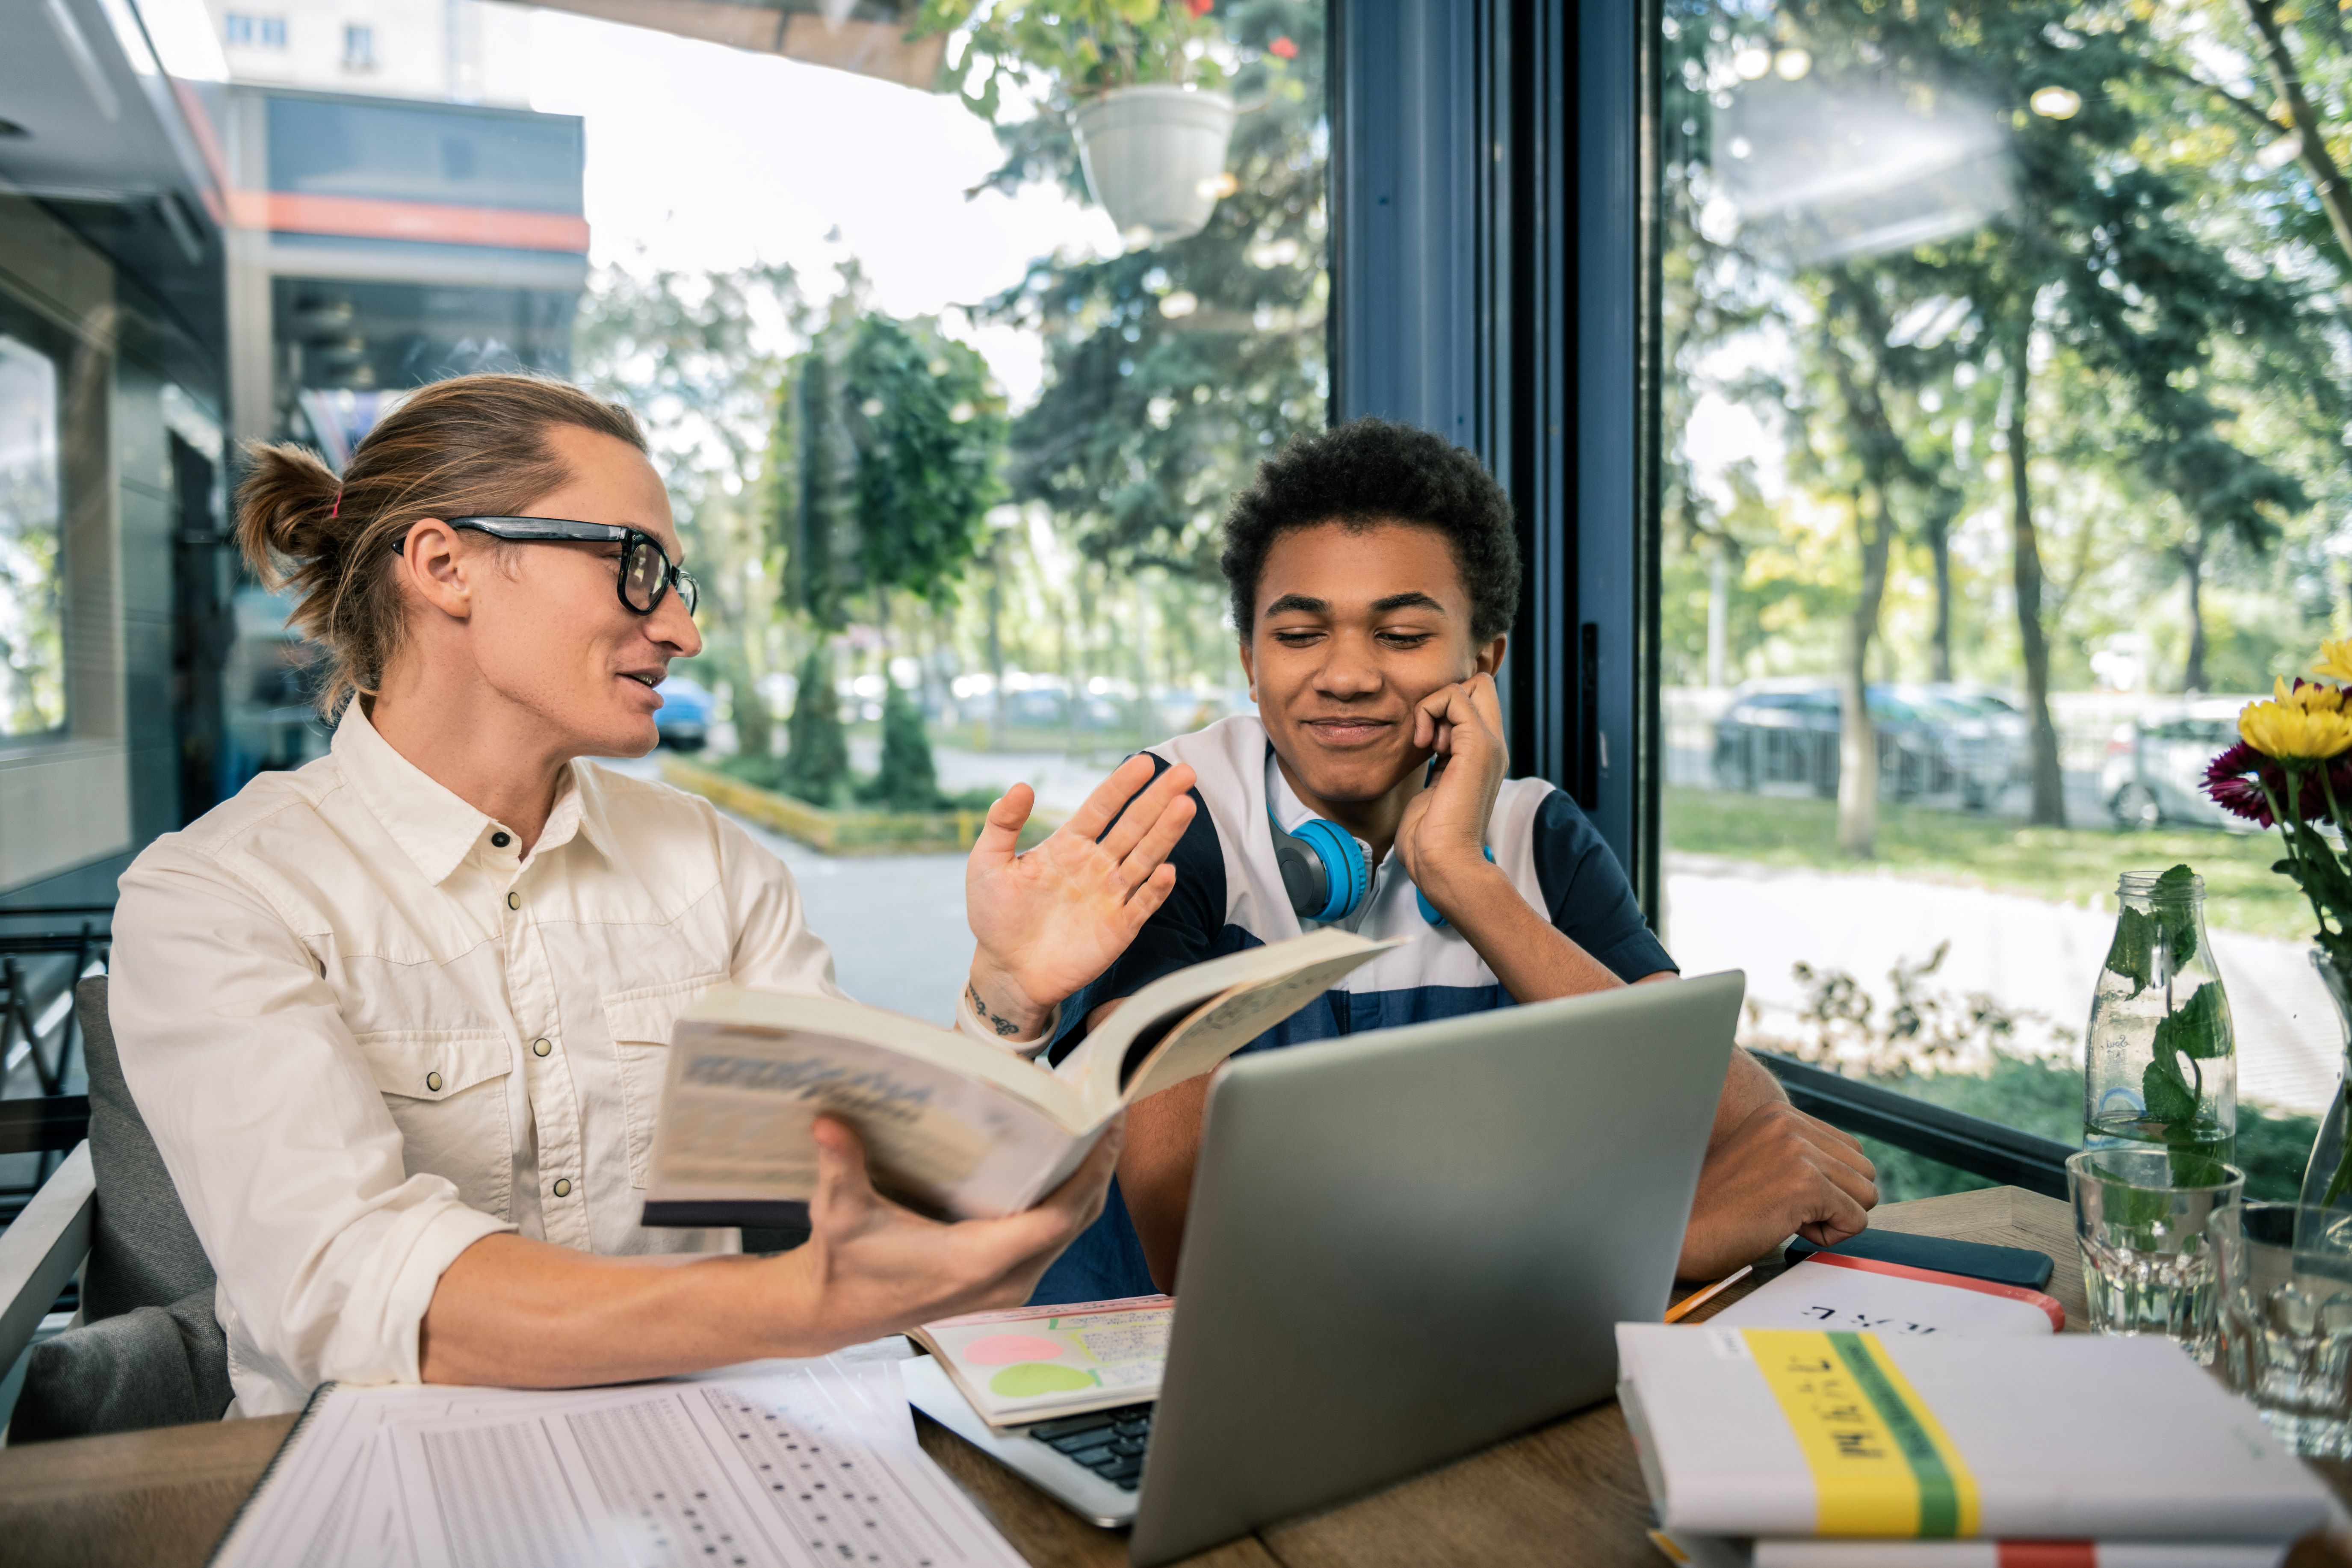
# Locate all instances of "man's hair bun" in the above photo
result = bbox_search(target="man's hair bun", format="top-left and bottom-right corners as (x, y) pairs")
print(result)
(228, 372), (648, 718)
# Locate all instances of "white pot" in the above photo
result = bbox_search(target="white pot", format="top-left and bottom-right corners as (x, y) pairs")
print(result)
(1069, 84), (1238, 245)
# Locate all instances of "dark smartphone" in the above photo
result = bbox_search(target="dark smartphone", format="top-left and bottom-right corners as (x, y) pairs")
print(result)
(1785, 1228), (2054, 1291)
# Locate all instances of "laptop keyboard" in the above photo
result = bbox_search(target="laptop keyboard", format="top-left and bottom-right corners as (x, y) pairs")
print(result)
(1023, 1405), (1154, 1491)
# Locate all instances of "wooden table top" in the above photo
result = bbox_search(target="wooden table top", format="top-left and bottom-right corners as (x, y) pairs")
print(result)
(1, 1186), (2340, 1568)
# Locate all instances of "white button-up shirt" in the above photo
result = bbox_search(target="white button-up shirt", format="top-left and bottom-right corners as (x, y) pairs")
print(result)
(111, 703), (1029, 1416)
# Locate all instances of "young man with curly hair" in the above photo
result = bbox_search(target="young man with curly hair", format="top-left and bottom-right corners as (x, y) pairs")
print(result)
(1019, 418), (1878, 1303)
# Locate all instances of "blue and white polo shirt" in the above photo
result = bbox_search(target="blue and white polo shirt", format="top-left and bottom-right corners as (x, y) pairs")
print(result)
(1030, 713), (1676, 1305)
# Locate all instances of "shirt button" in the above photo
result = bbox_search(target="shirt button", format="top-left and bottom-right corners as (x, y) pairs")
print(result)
(506, 891), (520, 910)
(490, 831), (511, 848)
(552, 1178), (572, 1198)
(425, 1072), (443, 1092)
(532, 1037), (552, 1057)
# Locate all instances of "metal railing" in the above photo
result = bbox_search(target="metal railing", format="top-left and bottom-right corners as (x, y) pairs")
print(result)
(0, 906), (111, 1225)
(1754, 1051), (2072, 1199)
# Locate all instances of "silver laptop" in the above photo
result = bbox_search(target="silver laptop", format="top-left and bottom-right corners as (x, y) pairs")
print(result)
(906, 970), (1743, 1565)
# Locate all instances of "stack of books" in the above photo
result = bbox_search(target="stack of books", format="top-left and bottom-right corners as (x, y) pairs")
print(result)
(1619, 1323), (2335, 1568)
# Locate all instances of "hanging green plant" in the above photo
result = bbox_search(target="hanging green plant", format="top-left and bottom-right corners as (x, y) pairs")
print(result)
(917, 0), (1232, 118)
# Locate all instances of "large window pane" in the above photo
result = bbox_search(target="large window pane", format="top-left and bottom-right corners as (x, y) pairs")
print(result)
(1657, 0), (2339, 1197)
(0, 329), (63, 739)
(214, 0), (1324, 1020)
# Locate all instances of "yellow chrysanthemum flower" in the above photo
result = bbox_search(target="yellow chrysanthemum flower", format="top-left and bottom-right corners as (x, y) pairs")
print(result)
(2276, 676), (2349, 714)
(2317, 639), (2352, 684)
(2240, 697), (2352, 762)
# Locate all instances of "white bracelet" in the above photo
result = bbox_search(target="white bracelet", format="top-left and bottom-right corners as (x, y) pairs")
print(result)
(957, 986), (1058, 1058)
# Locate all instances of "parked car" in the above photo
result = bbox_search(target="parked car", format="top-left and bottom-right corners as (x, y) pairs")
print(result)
(1711, 679), (2023, 807)
(1894, 683), (2029, 810)
(2101, 700), (2246, 830)
(654, 676), (715, 752)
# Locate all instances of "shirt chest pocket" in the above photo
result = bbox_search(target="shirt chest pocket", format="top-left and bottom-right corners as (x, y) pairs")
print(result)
(603, 974), (723, 1189)
(354, 1030), (515, 1220)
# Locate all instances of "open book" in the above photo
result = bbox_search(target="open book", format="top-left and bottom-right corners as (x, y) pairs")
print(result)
(911, 1294), (1174, 1426)
(641, 927), (1399, 1228)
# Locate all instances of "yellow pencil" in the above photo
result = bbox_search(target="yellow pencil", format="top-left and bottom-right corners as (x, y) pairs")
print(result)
(1662, 1263), (1753, 1324)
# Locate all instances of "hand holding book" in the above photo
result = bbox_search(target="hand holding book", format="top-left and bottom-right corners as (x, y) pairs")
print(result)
(788, 1112), (1126, 1348)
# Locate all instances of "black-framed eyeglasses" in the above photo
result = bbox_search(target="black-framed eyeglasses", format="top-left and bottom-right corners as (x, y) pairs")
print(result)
(443, 517), (699, 617)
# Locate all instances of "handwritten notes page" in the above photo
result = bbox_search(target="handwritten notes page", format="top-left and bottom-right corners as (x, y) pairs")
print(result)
(210, 1348), (1019, 1568)
(1706, 1255), (2063, 1338)
(916, 1294), (1173, 1426)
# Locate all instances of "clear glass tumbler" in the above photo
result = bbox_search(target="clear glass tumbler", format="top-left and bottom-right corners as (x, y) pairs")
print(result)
(2068, 1147), (2245, 1364)
(2218, 1201), (2352, 1459)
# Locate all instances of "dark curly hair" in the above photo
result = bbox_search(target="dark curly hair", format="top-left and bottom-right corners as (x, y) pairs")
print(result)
(1220, 418), (1522, 643)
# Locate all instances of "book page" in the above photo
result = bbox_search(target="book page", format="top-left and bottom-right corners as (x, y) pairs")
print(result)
(683, 989), (1086, 1123)
(915, 1295), (1173, 1427)
(1110, 944), (1401, 1108)
(648, 1015), (1081, 1221)
(1071, 930), (1401, 1115)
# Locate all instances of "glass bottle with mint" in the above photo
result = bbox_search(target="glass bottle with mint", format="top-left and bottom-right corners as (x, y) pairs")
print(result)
(2083, 865), (2237, 1184)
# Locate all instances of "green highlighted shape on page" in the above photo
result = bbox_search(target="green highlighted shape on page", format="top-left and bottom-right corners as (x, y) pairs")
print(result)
(914, 1293), (1176, 1426)
(989, 1361), (1099, 1398)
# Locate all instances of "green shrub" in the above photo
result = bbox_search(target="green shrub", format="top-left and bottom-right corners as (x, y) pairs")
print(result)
(1761, 950), (2322, 1203)
(860, 681), (941, 812)
(781, 648), (850, 806)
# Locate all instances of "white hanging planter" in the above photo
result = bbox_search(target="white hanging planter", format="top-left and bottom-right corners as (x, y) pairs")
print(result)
(1069, 84), (1238, 246)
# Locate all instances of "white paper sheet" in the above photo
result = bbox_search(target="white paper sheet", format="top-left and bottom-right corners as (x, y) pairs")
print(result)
(210, 1352), (1014, 1568)
(1705, 1258), (2060, 1338)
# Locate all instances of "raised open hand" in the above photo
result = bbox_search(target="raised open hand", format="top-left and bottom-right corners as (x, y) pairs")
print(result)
(964, 755), (1198, 1034)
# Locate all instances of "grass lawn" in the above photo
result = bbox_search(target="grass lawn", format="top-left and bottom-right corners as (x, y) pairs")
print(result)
(1665, 786), (2314, 942)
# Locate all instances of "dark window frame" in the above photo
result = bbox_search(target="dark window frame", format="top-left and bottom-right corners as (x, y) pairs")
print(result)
(1332, 0), (1660, 917)
(1333, 0), (2051, 1193)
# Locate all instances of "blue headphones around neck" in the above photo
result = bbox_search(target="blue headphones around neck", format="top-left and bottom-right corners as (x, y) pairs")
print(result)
(1268, 812), (1369, 924)
(1268, 811), (1493, 930)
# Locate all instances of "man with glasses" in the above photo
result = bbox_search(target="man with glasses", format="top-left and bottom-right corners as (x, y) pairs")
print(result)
(108, 375), (1194, 1418)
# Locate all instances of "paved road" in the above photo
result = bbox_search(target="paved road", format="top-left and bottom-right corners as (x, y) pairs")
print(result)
(611, 749), (2345, 1115)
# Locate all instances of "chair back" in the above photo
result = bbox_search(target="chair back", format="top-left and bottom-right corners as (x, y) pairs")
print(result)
(74, 975), (216, 1317)
(7, 977), (229, 1441)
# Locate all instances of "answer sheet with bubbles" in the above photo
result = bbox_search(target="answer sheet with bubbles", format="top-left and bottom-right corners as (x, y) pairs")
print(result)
(210, 1344), (1025, 1568)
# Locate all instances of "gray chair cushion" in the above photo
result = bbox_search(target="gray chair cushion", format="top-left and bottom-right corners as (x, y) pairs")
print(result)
(6, 977), (230, 1441)
(7, 1287), (230, 1442)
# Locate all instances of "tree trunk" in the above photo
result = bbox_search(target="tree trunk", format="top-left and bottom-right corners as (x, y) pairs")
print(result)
(2242, 0), (2352, 281)
(1839, 486), (1892, 858)
(1927, 500), (1955, 683)
(985, 546), (1007, 752)
(1706, 546), (1730, 689)
(731, 641), (774, 759)
(2008, 332), (2068, 827)
(2182, 537), (2209, 694)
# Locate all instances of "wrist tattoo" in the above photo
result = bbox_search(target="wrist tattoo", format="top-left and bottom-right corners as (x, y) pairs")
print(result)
(970, 982), (1026, 1038)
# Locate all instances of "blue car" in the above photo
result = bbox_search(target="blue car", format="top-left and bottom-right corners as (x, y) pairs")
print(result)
(655, 676), (715, 752)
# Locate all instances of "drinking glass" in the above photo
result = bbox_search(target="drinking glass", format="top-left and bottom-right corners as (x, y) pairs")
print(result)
(2217, 1201), (2352, 1459)
(2068, 1148), (2245, 1363)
